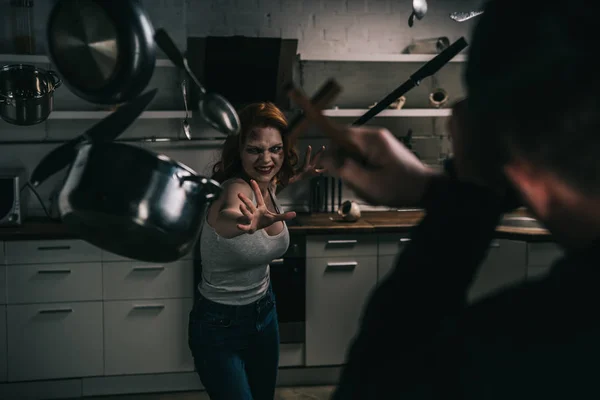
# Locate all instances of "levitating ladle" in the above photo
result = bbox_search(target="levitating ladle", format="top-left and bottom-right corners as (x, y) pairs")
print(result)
(154, 28), (241, 136)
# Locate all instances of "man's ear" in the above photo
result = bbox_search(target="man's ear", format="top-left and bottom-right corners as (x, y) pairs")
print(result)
(504, 158), (551, 219)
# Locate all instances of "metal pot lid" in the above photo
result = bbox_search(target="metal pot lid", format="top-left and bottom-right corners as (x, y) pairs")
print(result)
(47, 0), (118, 91)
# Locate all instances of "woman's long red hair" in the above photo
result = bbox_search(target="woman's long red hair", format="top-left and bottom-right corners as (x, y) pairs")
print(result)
(211, 102), (299, 187)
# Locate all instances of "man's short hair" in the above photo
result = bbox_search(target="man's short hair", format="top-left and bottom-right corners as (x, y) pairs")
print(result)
(465, 0), (600, 196)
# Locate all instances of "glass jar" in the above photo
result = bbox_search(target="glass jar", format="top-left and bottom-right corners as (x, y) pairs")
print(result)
(10, 0), (35, 54)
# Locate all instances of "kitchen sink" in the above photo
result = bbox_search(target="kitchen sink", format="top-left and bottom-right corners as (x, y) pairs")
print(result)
(500, 216), (545, 229)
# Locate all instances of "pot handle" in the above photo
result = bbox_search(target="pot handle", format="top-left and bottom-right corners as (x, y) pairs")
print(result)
(178, 175), (222, 200)
(48, 70), (62, 89)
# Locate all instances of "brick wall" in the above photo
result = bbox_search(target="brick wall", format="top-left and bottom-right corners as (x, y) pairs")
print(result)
(0, 0), (481, 215)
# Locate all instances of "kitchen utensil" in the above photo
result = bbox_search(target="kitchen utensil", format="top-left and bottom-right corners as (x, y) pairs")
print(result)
(353, 37), (468, 126)
(286, 78), (342, 142)
(287, 83), (368, 167)
(181, 80), (191, 140)
(0, 64), (62, 126)
(154, 28), (240, 136)
(450, 10), (484, 22)
(55, 142), (222, 262)
(46, 0), (156, 104)
(29, 88), (158, 187)
(409, 0), (428, 27)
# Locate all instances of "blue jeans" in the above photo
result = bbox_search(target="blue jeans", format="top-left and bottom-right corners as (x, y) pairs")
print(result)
(188, 287), (280, 400)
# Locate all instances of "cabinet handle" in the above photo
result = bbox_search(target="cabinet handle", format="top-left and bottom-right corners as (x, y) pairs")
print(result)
(399, 238), (411, 243)
(490, 240), (500, 248)
(327, 240), (357, 245)
(37, 269), (71, 274)
(132, 266), (165, 272)
(37, 245), (71, 251)
(133, 304), (165, 310)
(39, 308), (73, 314)
(271, 258), (284, 265)
(326, 261), (358, 271)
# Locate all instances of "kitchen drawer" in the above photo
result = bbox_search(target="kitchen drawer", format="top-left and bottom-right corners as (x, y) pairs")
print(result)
(0, 305), (6, 382)
(378, 254), (398, 283)
(103, 298), (194, 375)
(306, 234), (377, 258)
(527, 243), (563, 268)
(0, 241), (4, 264)
(103, 259), (193, 300)
(102, 248), (193, 262)
(7, 301), (104, 381)
(4, 240), (102, 265)
(0, 265), (5, 305)
(378, 234), (412, 256)
(6, 262), (102, 304)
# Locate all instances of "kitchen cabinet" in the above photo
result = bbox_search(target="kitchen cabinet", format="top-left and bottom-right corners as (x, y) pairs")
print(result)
(467, 239), (528, 304)
(3, 240), (105, 382)
(526, 242), (563, 281)
(306, 235), (378, 366)
(102, 255), (194, 376)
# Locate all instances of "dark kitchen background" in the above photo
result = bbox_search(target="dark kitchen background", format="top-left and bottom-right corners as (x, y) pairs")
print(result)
(0, 0), (479, 216)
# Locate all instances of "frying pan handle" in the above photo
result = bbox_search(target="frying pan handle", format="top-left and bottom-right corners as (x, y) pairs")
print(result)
(47, 70), (62, 89)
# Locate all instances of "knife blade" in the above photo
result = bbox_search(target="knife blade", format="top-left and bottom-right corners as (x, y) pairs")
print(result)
(30, 89), (158, 187)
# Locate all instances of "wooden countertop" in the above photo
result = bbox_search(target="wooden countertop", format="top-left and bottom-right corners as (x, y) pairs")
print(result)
(0, 210), (552, 242)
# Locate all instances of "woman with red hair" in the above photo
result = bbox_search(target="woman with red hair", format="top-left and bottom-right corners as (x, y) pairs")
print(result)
(188, 102), (322, 399)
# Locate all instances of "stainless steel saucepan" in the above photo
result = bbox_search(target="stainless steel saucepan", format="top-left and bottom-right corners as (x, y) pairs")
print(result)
(0, 64), (62, 126)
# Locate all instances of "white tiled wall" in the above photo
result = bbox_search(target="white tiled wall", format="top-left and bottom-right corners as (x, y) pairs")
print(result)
(0, 0), (478, 216)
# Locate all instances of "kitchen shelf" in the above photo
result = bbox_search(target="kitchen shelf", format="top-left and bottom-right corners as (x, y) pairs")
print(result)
(300, 53), (467, 63)
(48, 111), (190, 120)
(322, 108), (452, 117)
(0, 54), (175, 67)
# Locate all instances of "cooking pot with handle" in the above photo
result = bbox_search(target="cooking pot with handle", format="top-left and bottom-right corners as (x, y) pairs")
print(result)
(57, 142), (221, 262)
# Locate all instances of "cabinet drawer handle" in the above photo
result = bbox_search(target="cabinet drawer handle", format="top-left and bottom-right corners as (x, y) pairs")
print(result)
(37, 245), (71, 251)
(133, 304), (165, 310)
(271, 258), (284, 265)
(39, 308), (73, 314)
(327, 240), (357, 245)
(37, 269), (71, 274)
(490, 240), (500, 248)
(399, 238), (411, 243)
(326, 262), (358, 271)
(132, 266), (165, 272)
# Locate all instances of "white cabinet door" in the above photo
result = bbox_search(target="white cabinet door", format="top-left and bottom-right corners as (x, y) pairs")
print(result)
(103, 259), (193, 300)
(0, 305), (6, 382)
(4, 240), (102, 265)
(7, 301), (104, 381)
(5, 262), (102, 304)
(103, 298), (195, 376)
(306, 255), (377, 366)
(468, 239), (527, 304)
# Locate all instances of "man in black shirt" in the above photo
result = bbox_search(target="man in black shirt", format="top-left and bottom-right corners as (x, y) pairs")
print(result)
(320, 0), (600, 398)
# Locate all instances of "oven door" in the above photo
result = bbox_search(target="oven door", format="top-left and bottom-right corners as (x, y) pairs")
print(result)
(270, 255), (306, 344)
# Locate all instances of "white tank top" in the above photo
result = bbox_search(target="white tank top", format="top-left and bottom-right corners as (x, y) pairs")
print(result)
(197, 179), (290, 305)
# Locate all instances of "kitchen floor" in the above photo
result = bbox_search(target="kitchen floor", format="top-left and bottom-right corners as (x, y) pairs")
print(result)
(85, 386), (335, 399)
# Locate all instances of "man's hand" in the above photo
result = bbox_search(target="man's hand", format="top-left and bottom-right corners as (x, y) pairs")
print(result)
(320, 126), (437, 208)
